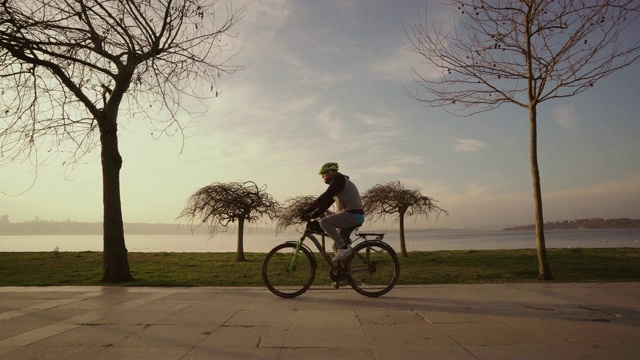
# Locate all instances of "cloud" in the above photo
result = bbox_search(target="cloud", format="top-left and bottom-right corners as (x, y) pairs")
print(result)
(239, 0), (292, 40)
(315, 105), (346, 141)
(329, 0), (358, 12)
(228, 0), (297, 69)
(554, 104), (578, 129)
(368, 46), (432, 82)
(453, 138), (487, 153)
(358, 114), (403, 141)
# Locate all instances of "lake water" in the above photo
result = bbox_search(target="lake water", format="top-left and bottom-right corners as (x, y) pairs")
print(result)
(1, 228), (639, 253)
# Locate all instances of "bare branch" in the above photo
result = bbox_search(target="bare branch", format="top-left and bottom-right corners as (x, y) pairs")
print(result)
(0, 0), (245, 170)
(274, 195), (337, 234)
(405, 0), (640, 115)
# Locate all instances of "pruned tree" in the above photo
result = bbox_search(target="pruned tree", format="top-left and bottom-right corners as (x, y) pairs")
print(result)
(275, 195), (335, 249)
(362, 181), (447, 257)
(405, 0), (640, 279)
(178, 181), (280, 262)
(275, 195), (318, 234)
(0, 1), (244, 281)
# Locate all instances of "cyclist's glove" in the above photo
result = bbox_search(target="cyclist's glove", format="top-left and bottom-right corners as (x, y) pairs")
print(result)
(303, 210), (321, 221)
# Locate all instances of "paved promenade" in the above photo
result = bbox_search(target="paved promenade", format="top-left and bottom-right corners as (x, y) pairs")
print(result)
(0, 283), (638, 359)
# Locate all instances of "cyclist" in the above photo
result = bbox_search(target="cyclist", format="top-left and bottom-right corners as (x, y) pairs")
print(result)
(306, 162), (365, 263)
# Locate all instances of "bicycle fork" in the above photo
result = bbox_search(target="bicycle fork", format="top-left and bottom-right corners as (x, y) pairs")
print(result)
(288, 240), (303, 272)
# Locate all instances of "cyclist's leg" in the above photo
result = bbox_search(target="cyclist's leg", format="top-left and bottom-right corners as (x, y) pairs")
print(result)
(339, 227), (355, 244)
(319, 212), (361, 248)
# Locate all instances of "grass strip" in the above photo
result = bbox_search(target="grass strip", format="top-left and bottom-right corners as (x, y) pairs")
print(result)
(0, 248), (638, 287)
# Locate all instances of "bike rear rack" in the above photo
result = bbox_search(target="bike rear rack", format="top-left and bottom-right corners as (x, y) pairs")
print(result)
(354, 232), (386, 241)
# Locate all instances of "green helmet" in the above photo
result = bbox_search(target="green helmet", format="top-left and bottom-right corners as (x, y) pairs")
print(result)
(318, 162), (339, 175)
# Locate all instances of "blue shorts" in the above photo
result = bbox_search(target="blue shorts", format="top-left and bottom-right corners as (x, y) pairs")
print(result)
(350, 213), (365, 224)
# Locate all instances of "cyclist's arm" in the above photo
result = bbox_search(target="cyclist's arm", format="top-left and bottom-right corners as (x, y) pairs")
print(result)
(312, 173), (346, 215)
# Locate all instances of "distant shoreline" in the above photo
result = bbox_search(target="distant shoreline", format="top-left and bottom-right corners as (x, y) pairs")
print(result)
(2, 217), (639, 235)
(0, 222), (212, 236)
(504, 217), (640, 231)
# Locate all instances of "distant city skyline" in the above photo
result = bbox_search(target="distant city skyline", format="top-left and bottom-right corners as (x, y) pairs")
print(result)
(0, 215), (75, 224)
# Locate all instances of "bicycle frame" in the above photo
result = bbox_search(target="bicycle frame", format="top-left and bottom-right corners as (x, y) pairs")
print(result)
(288, 227), (382, 270)
(286, 229), (333, 270)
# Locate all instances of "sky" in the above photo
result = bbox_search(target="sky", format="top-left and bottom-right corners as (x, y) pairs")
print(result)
(1, 0), (639, 230)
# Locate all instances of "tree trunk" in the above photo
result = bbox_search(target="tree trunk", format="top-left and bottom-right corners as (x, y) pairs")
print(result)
(236, 216), (246, 262)
(529, 106), (553, 280)
(100, 116), (132, 282)
(399, 211), (408, 257)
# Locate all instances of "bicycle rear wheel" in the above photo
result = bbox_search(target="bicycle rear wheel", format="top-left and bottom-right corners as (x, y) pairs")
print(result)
(347, 240), (399, 297)
(262, 243), (316, 298)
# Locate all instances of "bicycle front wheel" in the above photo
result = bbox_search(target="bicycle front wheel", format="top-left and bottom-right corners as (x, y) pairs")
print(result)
(262, 243), (316, 298)
(347, 240), (399, 297)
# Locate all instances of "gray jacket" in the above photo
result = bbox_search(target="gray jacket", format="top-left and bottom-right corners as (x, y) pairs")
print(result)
(312, 172), (363, 215)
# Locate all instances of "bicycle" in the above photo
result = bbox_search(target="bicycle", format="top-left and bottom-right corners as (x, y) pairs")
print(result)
(262, 220), (400, 298)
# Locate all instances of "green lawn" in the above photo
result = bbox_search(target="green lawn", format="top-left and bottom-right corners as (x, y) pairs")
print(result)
(0, 248), (638, 286)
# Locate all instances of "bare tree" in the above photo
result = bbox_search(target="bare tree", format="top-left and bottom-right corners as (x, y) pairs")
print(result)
(0, 1), (244, 281)
(275, 195), (319, 234)
(405, 0), (640, 279)
(275, 195), (338, 248)
(178, 181), (280, 262)
(362, 181), (447, 257)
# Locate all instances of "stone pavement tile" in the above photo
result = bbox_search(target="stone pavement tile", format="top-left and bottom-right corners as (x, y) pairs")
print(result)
(349, 298), (415, 311)
(0, 290), (79, 300)
(405, 285), (577, 310)
(499, 318), (640, 344)
(544, 283), (640, 310)
(159, 289), (221, 301)
(54, 298), (124, 310)
(0, 325), (41, 342)
(139, 299), (197, 311)
(371, 344), (477, 360)
(89, 346), (192, 360)
(91, 308), (178, 325)
(362, 323), (457, 346)
(52, 291), (146, 310)
(183, 347), (281, 360)
(159, 308), (236, 325)
(284, 310), (367, 348)
(356, 309), (428, 325)
(225, 310), (296, 326)
(116, 324), (214, 348)
(418, 308), (494, 324)
(33, 324), (144, 347)
(512, 303), (627, 322)
(0, 323), (78, 348)
(158, 306), (238, 327)
(435, 321), (542, 346)
(202, 290), (263, 309)
(0, 309), (94, 326)
(292, 309), (360, 327)
(241, 297), (303, 311)
(0, 300), (52, 312)
(198, 324), (288, 348)
(556, 341), (640, 360)
(464, 343), (570, 360)
(252, 290), (359, 311)
(284, 325), (368, 348)
(0, 345), (105, 360)
(279, 347), (375, 359)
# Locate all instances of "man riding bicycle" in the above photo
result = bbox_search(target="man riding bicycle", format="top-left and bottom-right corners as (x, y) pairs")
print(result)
(306, 162), (365, 263)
